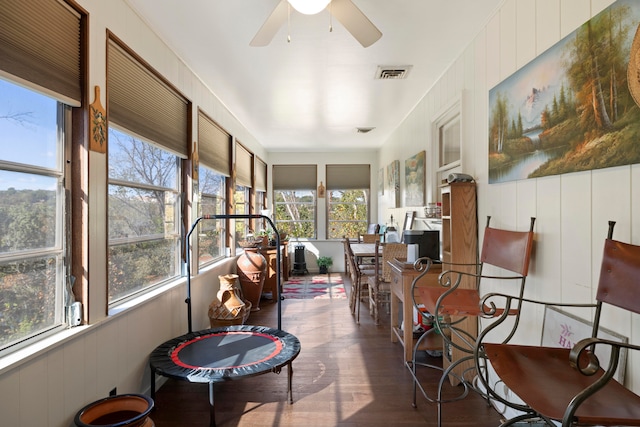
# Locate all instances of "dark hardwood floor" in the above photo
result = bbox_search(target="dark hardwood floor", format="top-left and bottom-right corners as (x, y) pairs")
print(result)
(151, 274), (503, 426)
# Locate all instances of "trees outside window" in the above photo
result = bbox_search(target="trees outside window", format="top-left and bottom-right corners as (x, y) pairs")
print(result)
(198, 166), (226, 265)
(0, 78), (67, 350)
(327, 189), (369, 239)
(108, 128), (181, 303)
(234, 185), (250, 245)
(274, 190), (316, 238)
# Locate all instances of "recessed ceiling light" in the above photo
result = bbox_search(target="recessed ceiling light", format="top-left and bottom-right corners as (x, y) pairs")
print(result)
(356, 127), (375, 133)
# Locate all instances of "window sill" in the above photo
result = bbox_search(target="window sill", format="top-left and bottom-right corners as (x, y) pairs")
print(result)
(0, 256), (238, 375)
(0, 324), (92, 376)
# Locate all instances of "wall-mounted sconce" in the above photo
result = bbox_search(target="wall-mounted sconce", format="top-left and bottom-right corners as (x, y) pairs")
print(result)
(317, 181), (326, 198)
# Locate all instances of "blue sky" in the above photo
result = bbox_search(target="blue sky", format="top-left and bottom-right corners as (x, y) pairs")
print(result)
(0, 78), (59, 191)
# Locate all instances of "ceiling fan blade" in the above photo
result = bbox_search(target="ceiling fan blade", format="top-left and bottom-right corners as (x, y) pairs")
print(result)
(250, 0), (288, 47)
(330, 0), (382, 47)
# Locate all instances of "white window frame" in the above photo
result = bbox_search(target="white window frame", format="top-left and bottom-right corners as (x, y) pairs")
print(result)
(107, 126), (182, 306)
(197, 165), (226, 266)
(432, 97), (462, 197)
(274, 190), (317, 239)
(327, 189), (369, 239)
(0, 78), (69, 353)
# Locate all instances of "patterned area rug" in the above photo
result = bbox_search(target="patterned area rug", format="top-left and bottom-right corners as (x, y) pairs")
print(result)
(282, 274), (347, 300)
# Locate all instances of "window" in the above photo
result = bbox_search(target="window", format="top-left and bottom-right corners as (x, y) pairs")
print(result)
(0, 0), (83, 353)
(439, 114), (461, 168)
(434, 99), (462, 187)
(197, 111), (230, 265)
(197, 166), (226, 266)
(107, 35), (189, 305)
(274, 190), (316, 238)
(273, 165), (317, 238)
(327, 189), (369, 239)
(326, 164), (370, 239)
(254, 157), (268, 232)
(234, 143), (253, 244)
(0, 78), (69, 350)
(108, 129), (181, 303)
(234, 185), (251, 244)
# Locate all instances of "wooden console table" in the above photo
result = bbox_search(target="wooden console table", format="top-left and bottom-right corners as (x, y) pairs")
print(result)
(388, 258), (442, 363)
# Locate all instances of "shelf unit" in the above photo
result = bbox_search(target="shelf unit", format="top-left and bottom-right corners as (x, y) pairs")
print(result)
(440, 182), (478, 385)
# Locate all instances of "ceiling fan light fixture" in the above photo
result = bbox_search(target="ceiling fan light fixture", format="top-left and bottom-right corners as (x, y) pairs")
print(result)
(287, 0), (331, 15)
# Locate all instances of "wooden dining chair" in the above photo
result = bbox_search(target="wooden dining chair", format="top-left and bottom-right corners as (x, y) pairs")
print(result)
(367, 241), (407, 324)
(343, 237), (374, 323)
(475, 221), (640, 427)
(361, 233), (380, 243)
(410, 216), (536, 427)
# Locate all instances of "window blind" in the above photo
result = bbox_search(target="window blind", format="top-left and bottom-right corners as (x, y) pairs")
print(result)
(107, 36), (189, 157)
(255, 157), (267, 192)
(198, 110), (231, 176)
(326, 164), (370, 190)
(235, 142), (253, 187)
(0, 0), (82, 106)
(273, 165), (317, 190)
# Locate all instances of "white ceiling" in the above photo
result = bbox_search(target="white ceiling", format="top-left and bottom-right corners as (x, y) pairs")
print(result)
(125, 0), (503, 152)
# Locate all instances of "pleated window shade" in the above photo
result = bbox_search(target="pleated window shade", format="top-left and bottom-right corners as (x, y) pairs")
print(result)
(0, 0), (82, 106)
(326, 164), (370, 190)
(235, 142), (253, 187)
(107, 37), (189, 157)
(273, 165), (317, 190)
(255, 157), (267, 192)
(198, 110), (231, 176)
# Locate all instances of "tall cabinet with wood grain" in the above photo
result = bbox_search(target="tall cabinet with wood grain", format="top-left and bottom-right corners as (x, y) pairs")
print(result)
(440, 181), (478, 385)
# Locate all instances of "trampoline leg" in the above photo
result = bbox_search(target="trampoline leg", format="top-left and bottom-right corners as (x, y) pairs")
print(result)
(288, 361), (294, 404)
(209, 382), (216, 427)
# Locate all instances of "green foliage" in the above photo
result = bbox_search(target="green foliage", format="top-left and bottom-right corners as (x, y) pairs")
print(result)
(317, 256), (333, 268)
(327, 190), (368, 239)
(274, 190), (316, 238)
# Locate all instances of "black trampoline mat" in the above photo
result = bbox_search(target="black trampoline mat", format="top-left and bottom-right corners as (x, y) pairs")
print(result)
(150, 325), (301, 383)
(172, 331), (281, 370)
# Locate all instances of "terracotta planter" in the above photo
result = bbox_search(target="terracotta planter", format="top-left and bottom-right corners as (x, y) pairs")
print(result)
(74, 394), (154, 427)
(208, 274), (251, 327)
(236, 248), (266, 311)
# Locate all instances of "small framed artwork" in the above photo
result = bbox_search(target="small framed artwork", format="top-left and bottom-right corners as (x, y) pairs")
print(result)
(402, 210), (416, 234)
(405, 150), (425, 206)
(542, 306), (628, 383)
(386, 160), (400, 208)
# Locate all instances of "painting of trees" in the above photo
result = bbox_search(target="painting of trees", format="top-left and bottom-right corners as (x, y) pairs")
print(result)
(488, 0), (640, 184)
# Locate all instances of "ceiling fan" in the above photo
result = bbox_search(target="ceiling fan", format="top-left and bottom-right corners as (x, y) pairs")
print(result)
(250, 0), (382, 48)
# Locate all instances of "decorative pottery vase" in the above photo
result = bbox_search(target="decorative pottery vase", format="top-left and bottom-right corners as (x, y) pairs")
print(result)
(74, 394), (154, 427)
(236, 248), (266, 311)
(208, 274), (251, 327)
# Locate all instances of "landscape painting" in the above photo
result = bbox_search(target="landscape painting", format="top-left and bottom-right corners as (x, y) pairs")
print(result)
(489, 0), (640, 184)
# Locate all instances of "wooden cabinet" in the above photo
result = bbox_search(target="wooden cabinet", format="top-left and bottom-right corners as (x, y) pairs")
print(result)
(388, 258), (443, 362)
(440, 182), (478, 384)
(258, 242), (289, 298)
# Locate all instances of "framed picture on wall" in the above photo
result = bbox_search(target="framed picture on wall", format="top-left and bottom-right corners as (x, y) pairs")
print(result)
(405, 150), (425, 206)
(386, 160), (400, 208)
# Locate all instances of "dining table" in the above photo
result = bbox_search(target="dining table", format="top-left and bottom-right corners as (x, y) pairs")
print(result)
(349, 242), (380, 259)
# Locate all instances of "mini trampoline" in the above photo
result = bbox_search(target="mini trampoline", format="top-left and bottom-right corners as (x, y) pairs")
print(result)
(149, 214), (301, 427)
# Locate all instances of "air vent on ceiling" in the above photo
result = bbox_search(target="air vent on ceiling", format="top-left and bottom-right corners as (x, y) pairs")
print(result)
(375, 65), (412, 79)
(356, 127), (375, 134)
